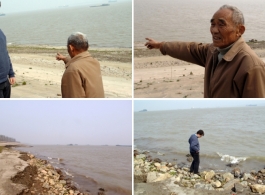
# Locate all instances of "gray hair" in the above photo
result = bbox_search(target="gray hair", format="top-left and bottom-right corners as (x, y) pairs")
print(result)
(67, 32), (89, 51)
(219, 5), (244, 26)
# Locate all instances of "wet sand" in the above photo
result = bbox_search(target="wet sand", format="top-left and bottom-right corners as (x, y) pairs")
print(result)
(8, 45), (132, 98)
(134, 42), (265, 98)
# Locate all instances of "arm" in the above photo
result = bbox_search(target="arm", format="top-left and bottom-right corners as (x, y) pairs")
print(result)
(61, 70), (85, 98)
(189, 136), (199, 152)
(56, 53), (70, 64)
(8, 53), (16, 85)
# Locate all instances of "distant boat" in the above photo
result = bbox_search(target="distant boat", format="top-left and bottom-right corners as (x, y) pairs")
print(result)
(0, 13), (5, 16)
(90, 4), (110, 7)
(246, 104), (257, 107)
(139, 109), (147, 112)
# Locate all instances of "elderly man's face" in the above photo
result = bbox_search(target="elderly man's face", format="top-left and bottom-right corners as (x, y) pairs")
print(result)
(210, 8), (242, 48)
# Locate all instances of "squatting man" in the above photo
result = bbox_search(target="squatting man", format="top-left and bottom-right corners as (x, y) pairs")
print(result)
(145, 5), (265, 98)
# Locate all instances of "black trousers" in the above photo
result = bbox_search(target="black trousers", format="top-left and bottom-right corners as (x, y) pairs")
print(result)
(0, 80), (11, 98)
(190, 152), (200, 174)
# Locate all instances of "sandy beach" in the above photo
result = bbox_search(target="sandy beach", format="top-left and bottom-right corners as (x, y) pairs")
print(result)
(134, 42), (265, 98)
(8, 45), (132, 98)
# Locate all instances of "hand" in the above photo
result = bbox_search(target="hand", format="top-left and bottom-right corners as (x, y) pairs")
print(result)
(9, 77), (16, 85)
(145, 38), (162, 50)
(56, 53), (66, 61)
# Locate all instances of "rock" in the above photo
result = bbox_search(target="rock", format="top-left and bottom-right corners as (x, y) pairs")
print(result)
(223, 179), (240, 190)
(174, 165), (178, 169)
(186, 154), (191, 157)
(42, 182), (50, 189)
(260, 169), (265, 174)
(212, 180), (222, 188)
(154, 173), (170, 182)
(204, 184), (214, 190)
(49, 179), (55, 185)
(59, 180), (67, 185)
(187, 157), (193, 162)
(258, 179), (263, 184)
(234, 183), (244, 193)
(243, 173), (255, 181)
(250, 184), (265, 193)
(29, 154), (35, 159)
(160, 166), (169, 173)
(69, 190), (74, 195)
(232, 167), (241, 178)
(153, 158), (162, 163)
(191, 174), (200, 179)
(205, 170), (215, 181)
(194, 183), (205, 189)
(240, 181), (248, 187)
(146, 172), (157, 183)
(174, 176), (181, 183)
(223, 172), (234, 182)
(136, 154), (146, 159)
(154, 163), (161, 168)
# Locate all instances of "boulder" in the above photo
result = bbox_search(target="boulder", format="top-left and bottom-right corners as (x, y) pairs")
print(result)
(223, 172), (234, 182)
(250, 184), (265, 194)
(153, 158), (162, 163)
(211, 180), (222, 188)
(232, 167), (241, 178)
(234, 183), (244, 193)
(154, 163), (161, 168)
(223, 179), (240, 190)
(205, 170), (215, 181)
(136, 154), (146, 159)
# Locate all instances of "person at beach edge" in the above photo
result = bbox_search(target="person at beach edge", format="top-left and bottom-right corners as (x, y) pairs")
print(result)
(189, 130), (204, 174)
(56, 32), (104, 98)
(145, 4), (265, 98)
(0, 29), (15, 98)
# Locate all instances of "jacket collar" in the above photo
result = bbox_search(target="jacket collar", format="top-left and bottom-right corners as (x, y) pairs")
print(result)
(209, 37), (245, 61)
(65, 51), (91, 68)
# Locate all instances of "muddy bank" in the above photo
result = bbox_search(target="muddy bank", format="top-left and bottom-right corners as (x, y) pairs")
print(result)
(134, 150), (265, 195)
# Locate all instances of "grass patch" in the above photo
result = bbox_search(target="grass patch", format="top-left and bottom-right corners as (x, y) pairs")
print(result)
(22, 81), (27, 85)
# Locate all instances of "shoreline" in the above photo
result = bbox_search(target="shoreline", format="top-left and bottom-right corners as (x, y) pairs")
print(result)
(0, 144), (107, 195)
(134, 41), (265, 98)
(134, 149), (265, 195)
(8, 45), (132, 98)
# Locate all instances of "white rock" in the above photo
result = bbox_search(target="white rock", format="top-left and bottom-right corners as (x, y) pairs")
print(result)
(136, 154), (146, 159)
(146, 172), (157, 183)
(205, 170), (215, 181)
(223, 172), (234, 182)
(250, 184), (265, 194)
(212, 180), (222, 188)
(154, 163), (161, 168)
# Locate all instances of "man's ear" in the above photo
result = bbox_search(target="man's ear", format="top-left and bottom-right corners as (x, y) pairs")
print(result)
(69, 44), (75, 53)
(238, 25), (245, 36)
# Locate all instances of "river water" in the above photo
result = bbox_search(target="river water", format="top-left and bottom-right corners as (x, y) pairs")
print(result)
(134, 106), (265, 172)
(0, 1), (132, 48)
(134, 0), (265, 45)
(18, 145), (132, 195)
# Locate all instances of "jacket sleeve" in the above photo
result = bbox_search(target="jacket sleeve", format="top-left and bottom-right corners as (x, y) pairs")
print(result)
(8, 53), (15, 78)
(160, 41), (210, 67)
(61, 70), (85, 98)
(189, 136), (199, 152)
(242, 65), (265, 98)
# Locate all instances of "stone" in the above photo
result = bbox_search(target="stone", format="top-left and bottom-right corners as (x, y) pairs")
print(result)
(174, 176), (181, 183)
(136, 154), (146, 159)
(154, 173), (170, 182)
(187, 157), (193, 162)
(146, 172), (157, 183)
(174, 165), (178, 169)
(223, 179), (240, 190)
(160, 166), (169, 173)
(205, 170), (215, 181)
(191, 174), (200, 179)
(211, 180), (222, 188)
(59, 180), (67, 185)
(243, 173), (255, 181)
(240, 181), (248, 187)
(232, 167), (241, 178)
(49, 179), (55, 185)
(153, 158), (162, 163)
(42, 182), (50, 189)
(204, 184), (214, 190)
(154, 163), (161, 168)
(258, 179), (263, 184)
(69, 190), (74, 195)
(260, 169), (265, 174)
(194, 183), (205, 189)
(223, 172), (234, 182)
(234, 183), (244, 193)
(250, 184), (265, 193)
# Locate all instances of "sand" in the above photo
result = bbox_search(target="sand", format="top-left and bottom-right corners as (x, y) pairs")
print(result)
(134, 42), (265, 98)
(8, 46), (132, 98)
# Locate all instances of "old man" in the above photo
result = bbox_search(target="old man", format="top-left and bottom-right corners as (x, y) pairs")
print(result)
(145, 5), (265, 98)
(56, 32), (104, 98)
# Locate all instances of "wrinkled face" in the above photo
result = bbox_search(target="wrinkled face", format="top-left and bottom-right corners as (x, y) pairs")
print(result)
(210, 9), (241, 48)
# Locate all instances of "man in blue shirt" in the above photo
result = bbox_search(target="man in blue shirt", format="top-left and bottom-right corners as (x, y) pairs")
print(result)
(188, 130), (204, 174)
(0, 0), (15, 97)
(0, 29), (15, 98)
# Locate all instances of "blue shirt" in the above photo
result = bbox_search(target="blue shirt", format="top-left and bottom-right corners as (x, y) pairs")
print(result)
(0, 29), (14, 83)
(188, 134), (200, 153)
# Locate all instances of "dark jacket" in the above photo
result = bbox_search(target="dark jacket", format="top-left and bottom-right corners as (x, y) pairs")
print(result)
(189, 134), (199, 153)
(160, 37), (265, 98)
(0, 29), (14, 83)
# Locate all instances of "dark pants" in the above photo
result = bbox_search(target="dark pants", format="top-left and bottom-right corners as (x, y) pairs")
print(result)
(0, 80), (11, 98)
(190, 152), (200, 174)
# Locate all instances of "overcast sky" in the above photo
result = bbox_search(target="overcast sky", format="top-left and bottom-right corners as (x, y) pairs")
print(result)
(1, 100), (132, 145)
(0, 0), (130, 14)
(134, 100), (265, 112)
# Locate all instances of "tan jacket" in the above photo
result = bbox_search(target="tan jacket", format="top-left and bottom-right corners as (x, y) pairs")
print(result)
(160, 37), (265, 98)
(61, 51), (104, 98)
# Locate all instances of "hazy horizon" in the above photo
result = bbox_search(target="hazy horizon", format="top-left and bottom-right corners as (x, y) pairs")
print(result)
(0, 0), (131, 14)
(1, 100), (132, 145)
(134, 100), (265, 112)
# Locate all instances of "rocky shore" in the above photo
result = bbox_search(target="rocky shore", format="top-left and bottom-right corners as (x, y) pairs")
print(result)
(0, 146), (107, 195)
(134, 150), (265, 195)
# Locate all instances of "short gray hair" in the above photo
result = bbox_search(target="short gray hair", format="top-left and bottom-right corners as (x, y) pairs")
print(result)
(219, 5), (244, 26)
(67, 32), (89, 51)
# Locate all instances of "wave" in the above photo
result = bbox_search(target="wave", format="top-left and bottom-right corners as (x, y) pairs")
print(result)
(217, 152), (247, 164)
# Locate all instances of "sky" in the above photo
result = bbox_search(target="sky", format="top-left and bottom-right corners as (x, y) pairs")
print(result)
(0, 100), (132, 145)
(134, 99), (265, 112)
(0, 0), (130, 14)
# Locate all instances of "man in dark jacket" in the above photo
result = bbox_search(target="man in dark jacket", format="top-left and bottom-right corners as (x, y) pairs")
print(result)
(188, 130), (204, 174)
(0, 29), (15, 98)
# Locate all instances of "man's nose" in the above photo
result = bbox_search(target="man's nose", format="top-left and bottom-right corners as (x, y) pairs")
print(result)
(211, 26), (219, 34)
